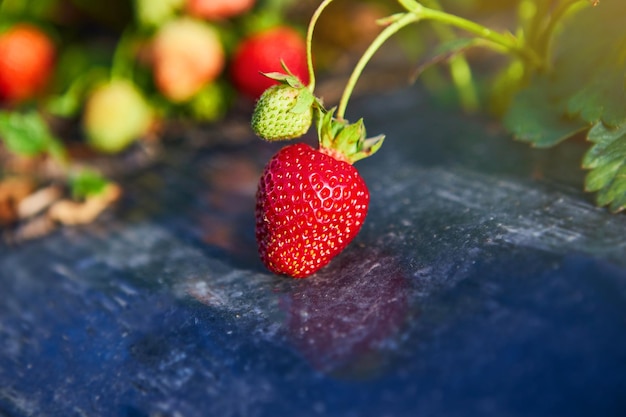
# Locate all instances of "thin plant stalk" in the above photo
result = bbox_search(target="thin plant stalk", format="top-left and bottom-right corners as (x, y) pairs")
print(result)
(305, 0), (336, 93)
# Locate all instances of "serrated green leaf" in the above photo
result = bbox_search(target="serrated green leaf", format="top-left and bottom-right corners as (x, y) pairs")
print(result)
(0, 111), (64, 157)
(584, 158), (621, 192)
(550, 0), (626, 128)
(583, 122), (626, 168)
(608, 176), (626, 212)
(583, 121), (626, 211)
(503, 76), (586, 147)
(596, 167), (626, 211)
(502, 0), (626, 150)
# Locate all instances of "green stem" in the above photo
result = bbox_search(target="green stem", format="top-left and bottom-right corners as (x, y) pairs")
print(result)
(337, 0), (543, 119)
(111, 28), (136, 81)
(337, 12), (420, 120)
(521, 0), (547, 50)
(424, 10), (537, 63)
(536, 0), (590, 62)
(305, 0), (335, 92)
(421, 0), (479, 112)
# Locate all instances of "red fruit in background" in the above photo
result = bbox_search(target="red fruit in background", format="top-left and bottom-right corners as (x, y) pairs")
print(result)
(0, 24), (55, 103)
(186, 0), (255, 20)
(255, 143), (369, 278)
(152, 17), (224, 102)
(230, 27), (309, 100)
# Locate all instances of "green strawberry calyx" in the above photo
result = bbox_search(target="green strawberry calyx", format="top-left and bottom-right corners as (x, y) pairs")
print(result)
(316, 106), (385, 164)
(260, 61), (318, 115)
(259, 61), (385, 164)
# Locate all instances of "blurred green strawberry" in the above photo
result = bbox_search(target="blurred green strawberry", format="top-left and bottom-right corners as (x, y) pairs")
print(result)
(188, 82), (230, 122)
(0, 24), (56, 104)
(151, 17), (225, 102)
(186, 0), (256, 20)
(133, 0), (185, 28)
(83, 79), (153, 154)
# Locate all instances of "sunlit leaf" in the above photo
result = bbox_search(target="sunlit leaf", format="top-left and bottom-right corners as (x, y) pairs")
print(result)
(582, 122), (626, 169)
(502, 0), (626, 148)
(548, 0), (626, 127)
(0, 111), (63, 157)
(583, 121), (626, 212)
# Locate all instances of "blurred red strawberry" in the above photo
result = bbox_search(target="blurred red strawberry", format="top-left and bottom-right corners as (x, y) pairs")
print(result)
(0, 24), (55, 103)
(230, 26), (309, 100)
(152, 17), (225, 102)
(186, 0), (255, 20)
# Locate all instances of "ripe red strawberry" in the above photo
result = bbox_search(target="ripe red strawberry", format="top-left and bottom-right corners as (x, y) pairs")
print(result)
(152, 17), (224, 102)
(0, 24), (55, 103)
(230, 27), (309, 100)
(186, 0), (255, 20)
(255, 108), (384, 278)
(256, 143), (369, 277)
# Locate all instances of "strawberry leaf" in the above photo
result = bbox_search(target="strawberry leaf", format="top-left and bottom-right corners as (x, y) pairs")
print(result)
(70, 170), (110, 200)
(502, 0), (626, 147)
(583, 122), (626, 212)
(0, 111), (65, 158)
(503, 76), (587, 147)
(566, 65), (626, 128)
(553, 0), (626, 129)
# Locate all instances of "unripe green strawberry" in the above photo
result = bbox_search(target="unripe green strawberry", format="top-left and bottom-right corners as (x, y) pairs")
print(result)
(134, 0), (184, 28)
(83, 79), (153, 154)
(251, 83), (313, 141)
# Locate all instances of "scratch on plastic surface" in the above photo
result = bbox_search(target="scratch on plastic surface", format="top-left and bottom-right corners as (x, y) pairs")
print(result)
(186, 280), (228, 307)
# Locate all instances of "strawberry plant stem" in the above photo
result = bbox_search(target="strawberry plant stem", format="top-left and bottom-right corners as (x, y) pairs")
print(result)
(337, 0), (544, 120)
(337, 11), (420, 120)
(417, 8), (540, 65)
(534, 0), (590, 63)
(421, 0), (479, 112)
(305, 0), (336, 93)
(111, 29), (136, 81)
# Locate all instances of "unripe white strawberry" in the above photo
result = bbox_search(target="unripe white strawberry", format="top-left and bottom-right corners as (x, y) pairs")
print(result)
(251, 84), (314, 141)
(83, 79), (153, 154)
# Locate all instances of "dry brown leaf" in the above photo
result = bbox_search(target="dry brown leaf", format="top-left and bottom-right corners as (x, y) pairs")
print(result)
(48, 183), (122, 225)
(0, 177), (35, 226)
